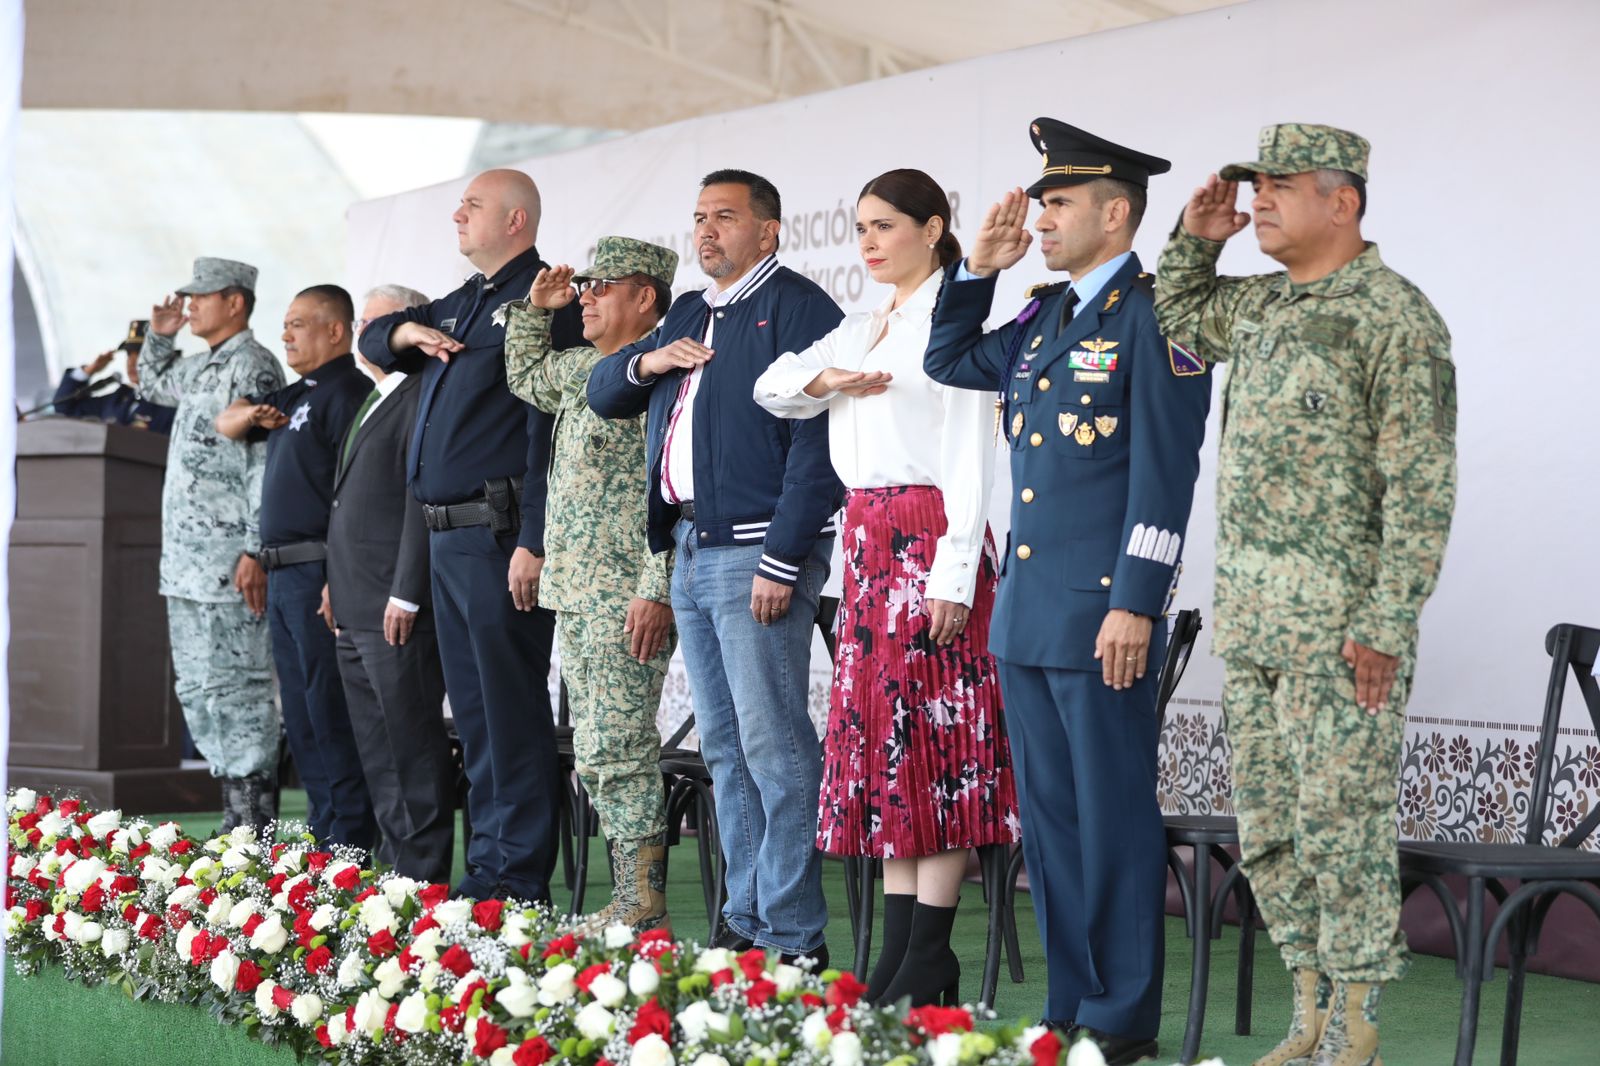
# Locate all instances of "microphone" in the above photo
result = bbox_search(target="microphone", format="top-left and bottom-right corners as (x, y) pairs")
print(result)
(17, 375), (127, 420)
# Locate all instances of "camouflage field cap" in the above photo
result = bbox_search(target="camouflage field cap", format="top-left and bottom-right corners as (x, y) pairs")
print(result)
(1219, 124), (1371, 182)
(118, 319), (150, 352)
(574, 236), (679, 289)
(174, 256), (258, 295)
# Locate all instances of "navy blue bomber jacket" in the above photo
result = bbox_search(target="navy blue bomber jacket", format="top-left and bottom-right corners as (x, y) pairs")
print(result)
(586, 260), (845, 587)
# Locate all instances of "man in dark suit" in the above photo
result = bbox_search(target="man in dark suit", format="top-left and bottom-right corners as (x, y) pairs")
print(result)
(321, 284), (455, 883)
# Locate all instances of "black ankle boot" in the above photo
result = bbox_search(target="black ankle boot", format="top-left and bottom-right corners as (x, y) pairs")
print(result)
(878, 901), (960, 1007)
(867, 894), (916, 1002)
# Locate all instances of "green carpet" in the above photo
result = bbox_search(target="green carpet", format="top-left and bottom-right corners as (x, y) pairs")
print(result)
(6, 791), (1597, 1064)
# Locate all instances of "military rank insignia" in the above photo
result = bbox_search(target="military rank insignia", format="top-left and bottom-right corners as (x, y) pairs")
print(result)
(1168, 340), (1206, 377)
(1058, 412), (1078, 437)
(1012, 411), (1025, 439)
(1101, 288), (1121, 311)
(1094, 415), (1119, 437)
(1068, 338), (1119, 371)
(1074, 422), (1097, 446)
(491, 304), (509, 328)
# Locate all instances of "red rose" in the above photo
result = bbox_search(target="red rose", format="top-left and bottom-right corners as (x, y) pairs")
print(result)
(411, 914), (439, 937)
(58, 799), (80, 816)
(293, 909), (316, 948)
(205, 934), (230, 962)
(473, 1019), (508, 1057)
(825, 1007), (848, 1034)
(737, 948), (768, 981)
(235, 960), (263, 993)
(51, 914), (67, 938)
(24, 829), (41, 848)
(111, 875), (137, 895)
(331, 865), (361, 891)
(418, 882), (450, 908)
(904, 1005), (974, 1037)
(634, 928), (674, 959)
(354, 886), (378, 903)
(367, 929), (398, 957)
(77, 835), (99, 855)
(439, 1005), (465, 1033)
(472, 898), (504, 932)
(744, 978), (777, 1008)
(801, 993), (824, 1009)
(542, 933), (579, 960)
(138, 915), (162, 940)
(518, 943), (533, 960)
(198, 887), (218, 906)
(266, 873), (287, 896)
(710, 968), (736, 988)
(190, 930), (212, 965)
(576, 962), (611, 994)
(287, 880), (314, 912)
(384, 1002), (400, 1033)
(127, 843), (151, 862)
(242, 913), (264, 938)
(271, 843), (287, 862)
(627, 997), (671, 1044)
(439, 943), (474, 978)
(825, 971), (866, 1008)
(315, 1025), (332, 1048)
(54, 839), (74, 857)
(306, 851), (332, 873)
(121, 903), (140, 922)
(168, 839), (192, 855)
(80, 882), (106, 913)
(1029, 1029), (1063, 1066)
(397, 947), (419, 973)
(515, 1036), (556, 1066)
(305, 945), (333, 974)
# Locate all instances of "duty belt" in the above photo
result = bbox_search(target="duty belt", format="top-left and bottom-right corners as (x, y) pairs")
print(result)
(422, 477), (524, 533)
(258, 541), (327, 570)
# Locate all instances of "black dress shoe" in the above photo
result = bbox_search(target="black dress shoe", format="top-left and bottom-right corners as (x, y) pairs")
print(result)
(1084, 1031), (1159, 1066)
(780, 943), (829, 971)
(1044, 1019), (1080, 1038)
(709, 926), (755, 951)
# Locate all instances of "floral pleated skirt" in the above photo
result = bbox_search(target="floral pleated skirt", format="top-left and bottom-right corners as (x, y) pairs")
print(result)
(816, 484), (1020, 858)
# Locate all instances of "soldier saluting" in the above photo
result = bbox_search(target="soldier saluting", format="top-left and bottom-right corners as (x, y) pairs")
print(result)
(1155, 125), (1457, 1066)
(924, 119), (1212, 1065)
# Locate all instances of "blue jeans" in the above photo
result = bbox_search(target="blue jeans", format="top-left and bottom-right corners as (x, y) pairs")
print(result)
(671, 519), (829, 953)
(266, 559), (376, 848)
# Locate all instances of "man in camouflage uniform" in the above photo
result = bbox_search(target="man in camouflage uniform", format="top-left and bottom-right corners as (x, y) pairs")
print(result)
(502, 236), (678, 933)
(139, 257), (286, 834)
(1155, 126), (1457, 1066)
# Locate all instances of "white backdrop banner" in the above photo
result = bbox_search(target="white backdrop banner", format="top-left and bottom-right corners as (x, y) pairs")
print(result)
(347, 0), (1600, 844)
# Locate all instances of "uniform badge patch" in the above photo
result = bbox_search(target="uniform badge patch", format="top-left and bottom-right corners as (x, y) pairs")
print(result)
(1094, 415), (1119, 437)
(1012, 411), (1025, 439)
(1073, 422), (1097, 446)
(1073, 371), (1109, 383)
(1430, 355), (1457, 435)
(1303, 390), (1326, 413)
(1029, 335), (1043, 350)
(289, 402), (311, 431)
(1167, 340), (1206, 377)
(439, 317), (458, 334)
(1058, 412), (1078, 437)
(1068, 338), (1119, 371)
(490, 304), (509, 328)
(1102, 288), (1120, 311)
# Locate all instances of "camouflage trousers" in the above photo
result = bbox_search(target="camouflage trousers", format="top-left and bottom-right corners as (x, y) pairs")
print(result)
(166, 596), (279, 779)
(558, 608), (673, 843)
(1224, 658), (1411, 983)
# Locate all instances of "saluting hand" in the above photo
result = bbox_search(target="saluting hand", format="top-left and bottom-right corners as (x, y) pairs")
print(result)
(637, 338), (713, 380)
(391, 321), (466, 363)
(529, 266), (577, 310)
(965, 188), (1034, 277)
(150, 294), (186, 337)
(83, 350), (118, 376)
(1182, 174), (1252, 242)
(805, 368), (893, 399)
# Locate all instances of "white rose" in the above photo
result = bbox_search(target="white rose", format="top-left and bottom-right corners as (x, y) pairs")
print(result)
(411, 926), (442, 961)
(220, 844), (255, 870)
(631, 1032), (675, 1066)
(249, 912), (289, 955)
(692, 1056), (731, 1066)
(431, 899), (471, 926)
(353, 989), (390, 1035)
(273, 849), (305, 875)
(210, 949), (242, 992)
(394, 990), (429, 1032)
(693, 947), (735, 974)
(1016, 1027), (1050, 1052)
(206, 893), (233, 925)
(60, 912), (84, 942)
(176, 922), (200, 960)
(147, 822), (180, 851)
(38, 852), (66, 878)
(603, 922), (634, 949)
(573, 1001), (616, 1041)
(500, 912), (532, 948)
(309, 903), (338, 932)
(490, 1049), (518, 1066)
(226, 824), (258, 848)
(830, 1032), (863, 1066)
(337, 951), (365, 989)
(772, 963), (804, 995)
(227, 898), (259, 929)
(1064, 1039), (1108, 1066)
(62, 857), (107, 896)
(327, 1012), (348, 1045)
(374, 955), (407, 999)
(166, 884), (201, 910)
(801, 1010), (832, 1051)
(359, 895), (396, 933)
(37, 811), (69, 839)
(588, 971), (627, 1008)
(100, 928), (130, 956)
(186, 857), (218, 884)
(449, 970), (486, 1004)
(255, 980), (281, 1019)
(9, 788), (38, 812)
(291, 993), (324, 1025)
(628, 958), (661, 997)
(76, 920), (104, 943)
(417, 960), (444, 991)
(497, 977), (539, 1018)
(144, 857), (181, 888)
(382, 877), (417, 909)
(12, 856), (36, 879)
(86, 809), (122, 837)
(538, 962), (578, 1005)
(3, 906), (27, 941)
(677, 1000), (713, 1042)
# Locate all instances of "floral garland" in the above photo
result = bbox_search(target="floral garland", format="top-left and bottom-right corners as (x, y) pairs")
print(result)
(2, 791), (1217, 1066)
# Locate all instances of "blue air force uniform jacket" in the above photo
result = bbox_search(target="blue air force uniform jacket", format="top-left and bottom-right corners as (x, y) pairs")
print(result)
(923, 254), (1212, 671)
(586, 260), (844, 587)
(52, 371), (176, 434)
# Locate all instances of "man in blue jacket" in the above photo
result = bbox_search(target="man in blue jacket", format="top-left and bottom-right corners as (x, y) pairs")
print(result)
(359, 168), (583, 903)
(924, 121), (1211, 1065)
(589, 170), (843, 963)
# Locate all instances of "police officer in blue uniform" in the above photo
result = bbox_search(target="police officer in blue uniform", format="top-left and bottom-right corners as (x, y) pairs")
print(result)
(50, 320), (176, 433)
(924, 119), (1212, 1064)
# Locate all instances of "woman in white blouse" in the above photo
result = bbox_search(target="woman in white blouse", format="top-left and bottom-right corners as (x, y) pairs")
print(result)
(754, 169), (1018, 1007)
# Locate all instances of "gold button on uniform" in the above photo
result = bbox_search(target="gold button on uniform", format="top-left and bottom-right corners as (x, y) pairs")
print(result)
(1029, 432), (1043, 446)
(1020, 488), (1034, 503)
(1099, 576), (1112, 587)
(1017, 545), (1032, 560)
(1038, 377), (1051, 391)
(1080, 393), (1093, 404)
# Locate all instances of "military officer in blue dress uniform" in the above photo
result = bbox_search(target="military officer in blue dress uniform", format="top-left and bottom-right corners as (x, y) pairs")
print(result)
(924, 119), (1212, 1065)
(51, 320), (176, 433)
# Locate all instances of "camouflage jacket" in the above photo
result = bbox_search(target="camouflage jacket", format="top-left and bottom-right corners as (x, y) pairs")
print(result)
(138, 329), (285, 602)
(502, 301), (672, 613)
(1154, 231), (1456, 674)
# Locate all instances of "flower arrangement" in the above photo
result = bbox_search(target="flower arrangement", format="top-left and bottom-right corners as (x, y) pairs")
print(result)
(3, 790), (1217, 1066)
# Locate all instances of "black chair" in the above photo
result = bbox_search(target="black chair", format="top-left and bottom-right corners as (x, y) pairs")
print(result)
(443, 720), (474, 878)
(659, 713), (727, 935)
(1399, 623), (1600, 1066)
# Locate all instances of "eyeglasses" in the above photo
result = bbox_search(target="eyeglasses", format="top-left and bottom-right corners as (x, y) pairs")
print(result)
(575, 278), (646, 297)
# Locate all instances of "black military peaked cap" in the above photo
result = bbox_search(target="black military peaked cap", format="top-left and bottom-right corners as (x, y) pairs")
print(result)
(1025, 117), (1171, 198)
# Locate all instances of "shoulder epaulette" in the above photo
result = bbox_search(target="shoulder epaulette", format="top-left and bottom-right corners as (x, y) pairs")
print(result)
(1132, 272), (1156, 294)
(1023, 280), (1070, 300)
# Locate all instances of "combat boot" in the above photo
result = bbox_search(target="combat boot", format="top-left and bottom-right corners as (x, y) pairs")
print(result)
(1310, 981), (1382, 1066)
(238, 771), (279, 841)
(217, 777), (248, 834)
(1253, 968), (1330, 1066)
(565, 836), (670, 939)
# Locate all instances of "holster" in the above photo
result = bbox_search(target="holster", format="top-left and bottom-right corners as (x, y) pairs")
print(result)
(483, 476), (519, 536)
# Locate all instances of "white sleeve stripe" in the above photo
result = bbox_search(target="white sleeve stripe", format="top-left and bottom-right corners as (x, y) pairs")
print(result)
(1126, 525), (1181, 563)
(757, 561), (798, 581)
(759, 554), (800, 575)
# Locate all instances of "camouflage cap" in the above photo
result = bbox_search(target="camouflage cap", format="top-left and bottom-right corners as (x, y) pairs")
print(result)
(1219, 124), (1371, 182)
(174, 256), (258, 295)
(573, 236), (678, 289)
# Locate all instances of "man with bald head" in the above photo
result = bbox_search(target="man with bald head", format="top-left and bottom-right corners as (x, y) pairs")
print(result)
(360, 169), (582, 902)
(217, 283), (377, 848)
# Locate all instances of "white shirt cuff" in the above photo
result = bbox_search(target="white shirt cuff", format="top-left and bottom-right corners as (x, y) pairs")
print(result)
(387, 596), (421, 613)
(925, 541), (981, 608)
(69, 368), (89, 382)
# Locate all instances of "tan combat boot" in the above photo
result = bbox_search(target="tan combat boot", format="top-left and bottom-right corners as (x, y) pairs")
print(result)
(1253, 968), (1330, 1066)
(566, 837), (671, 939)
(1310, 981), (1382, 1066)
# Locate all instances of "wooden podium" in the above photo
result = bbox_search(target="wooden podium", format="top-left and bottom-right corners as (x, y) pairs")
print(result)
(8, 420), (218, 812)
